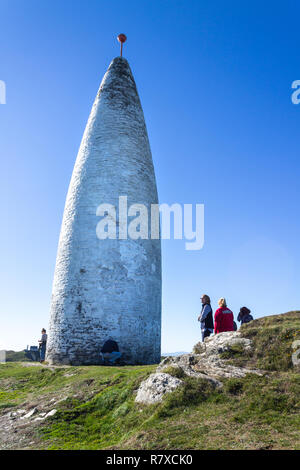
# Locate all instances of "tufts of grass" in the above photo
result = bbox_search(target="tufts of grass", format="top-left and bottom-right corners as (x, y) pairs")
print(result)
(161, 366), (186, 379)
(1, 312), (299, 450)
(239, 311), (300, 371)
(223, 378), (244, 395)
(1, 360), (299, 450)
(156, 377), (220, 419)
(229, 373), (300, 425)
(219, 343), (247, 361)
(37, 366), (156, 449)
(192, 342), (203, 354)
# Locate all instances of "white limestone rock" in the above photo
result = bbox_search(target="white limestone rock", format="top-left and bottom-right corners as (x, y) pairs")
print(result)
(21, 408), (38, 420)
(45, 409), (57, 419)
(159, 332), (262, 382)
(33, 409), (57, 422)
(157, 355), (223, 388)
(135, 373), (183, 405)
(203, 331), (252, 355)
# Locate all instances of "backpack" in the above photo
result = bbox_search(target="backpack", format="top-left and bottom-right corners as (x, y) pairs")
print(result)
(204, 306), (214, 330)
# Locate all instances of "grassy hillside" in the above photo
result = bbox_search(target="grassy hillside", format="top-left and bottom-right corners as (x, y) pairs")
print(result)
(4, 350), (28, 362)
(0, 312), (299, 450)
(221, 311), (300, 371)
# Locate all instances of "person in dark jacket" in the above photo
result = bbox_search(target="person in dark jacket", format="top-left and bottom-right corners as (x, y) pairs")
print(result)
(100, 338), (122, 365)
(38, 328), (47, 363)
(238, 307), (253, 325)
(198, 294), (214, 341)
(214, 298), (234, 334)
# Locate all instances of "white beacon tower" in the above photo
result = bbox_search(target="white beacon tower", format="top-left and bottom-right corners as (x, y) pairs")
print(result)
(47, 36), (161, 365)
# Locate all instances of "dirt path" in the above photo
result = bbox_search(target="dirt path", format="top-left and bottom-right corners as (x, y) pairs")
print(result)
(20, 362), (72, 369)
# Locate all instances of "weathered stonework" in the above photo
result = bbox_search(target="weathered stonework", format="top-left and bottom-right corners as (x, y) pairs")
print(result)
(47, 57), (161, 365)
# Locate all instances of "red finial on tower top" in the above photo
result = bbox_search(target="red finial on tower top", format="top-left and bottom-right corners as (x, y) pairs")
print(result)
(117, 33), (127, 57)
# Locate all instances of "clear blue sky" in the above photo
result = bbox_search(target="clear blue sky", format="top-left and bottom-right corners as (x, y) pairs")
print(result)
(0, 0), (299, 352)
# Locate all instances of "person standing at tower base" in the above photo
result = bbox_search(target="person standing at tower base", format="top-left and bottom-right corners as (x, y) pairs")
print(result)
(38, 329), (47, 363)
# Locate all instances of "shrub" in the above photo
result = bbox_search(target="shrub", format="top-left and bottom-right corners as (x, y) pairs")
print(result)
(224, 378), (244, 395)
(162, 366), (186, 379)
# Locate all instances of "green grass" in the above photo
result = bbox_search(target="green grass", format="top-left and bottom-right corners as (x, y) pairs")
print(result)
(41, 367), (157, 449)
(160, 366), (186, 379)
(0, 311), (299, 450)
(220, 311), (300, 371)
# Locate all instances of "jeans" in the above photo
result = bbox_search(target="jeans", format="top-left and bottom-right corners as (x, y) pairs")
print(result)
(101, 351), (122, 364)
(202, 329), (212, 342)
(40, 343), (46, 361)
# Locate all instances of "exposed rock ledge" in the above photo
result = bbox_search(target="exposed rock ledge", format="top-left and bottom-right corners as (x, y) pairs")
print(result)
(135, 373), (183, 405)
(135, 331), (263, 405)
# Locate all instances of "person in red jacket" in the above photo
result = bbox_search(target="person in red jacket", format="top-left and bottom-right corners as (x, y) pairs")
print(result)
(214, 298), (234, 334)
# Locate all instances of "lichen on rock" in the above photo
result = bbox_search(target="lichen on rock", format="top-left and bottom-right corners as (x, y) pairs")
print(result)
(136, 331), (263, 405)
(135, 372), (183, 405)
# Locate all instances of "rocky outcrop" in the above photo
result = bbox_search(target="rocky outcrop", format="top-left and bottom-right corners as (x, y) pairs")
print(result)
(7, 407), (57, 423)
(195, 331), (252, 355)
(194, 332), (263, 379)
(136, 331), (263, 404)
(0, 405), (59, 449)
(196, 331), (262, 378)
(135, 373), (183, 405)
(159, 332), (262, 380)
